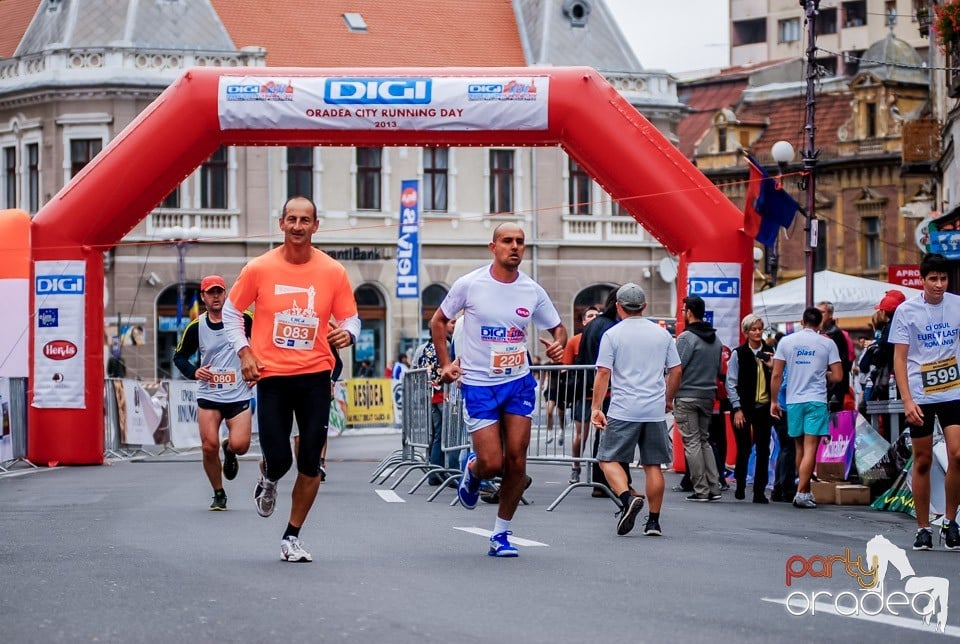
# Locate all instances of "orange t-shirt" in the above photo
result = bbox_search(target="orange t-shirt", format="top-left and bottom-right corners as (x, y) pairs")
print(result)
(561, 333), (583, 366)
(228, 247), (357, 378)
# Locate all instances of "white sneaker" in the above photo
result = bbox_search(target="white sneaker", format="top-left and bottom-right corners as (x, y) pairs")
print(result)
(255, 475), (278, 518)
(792, 492), (817, 509)
(280, 536), (312, 563)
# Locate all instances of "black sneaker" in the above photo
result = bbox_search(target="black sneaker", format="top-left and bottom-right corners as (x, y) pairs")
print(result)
(914, 527), (933, 551)
(221, 438), (238, 481)
(616, 496), (645, 535)
(643, 516), (662, 536)
(209, 490), (227, 511)
(942, 520), (960, 550)
(708, 492), (722, 501)
(686, 493), (711, 502)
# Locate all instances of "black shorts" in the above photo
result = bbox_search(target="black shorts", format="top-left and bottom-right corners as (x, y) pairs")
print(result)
(909, 400), (960, 439)
(257, 372), (331, 479)
(197, 398), (251, 420)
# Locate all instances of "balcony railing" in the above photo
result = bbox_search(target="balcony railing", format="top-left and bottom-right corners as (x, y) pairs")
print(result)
(563, 215), (646, 242)
(902, 118), (941, 163)
(146, 209), (240, 239)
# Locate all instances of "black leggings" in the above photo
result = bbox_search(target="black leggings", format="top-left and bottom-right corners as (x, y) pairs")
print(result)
(257, 372), (331, 480)
(733, 403), (771, 493)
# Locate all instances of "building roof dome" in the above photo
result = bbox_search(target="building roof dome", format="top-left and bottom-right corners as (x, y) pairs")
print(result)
(858, 31), (927, 85)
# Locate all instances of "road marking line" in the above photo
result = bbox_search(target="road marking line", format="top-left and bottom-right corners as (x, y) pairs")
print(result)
(375, 490), (405, 503)
(453, 526), (548, 547)
(761, 597), (959, 637)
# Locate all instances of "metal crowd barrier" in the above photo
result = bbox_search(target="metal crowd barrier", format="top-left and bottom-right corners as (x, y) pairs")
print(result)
(419, 381), (469, 502)
(865, 399), (905, 444)
(373, 368), (433, 486)
(529, 364), (618, 510)
(0, 377), (34, 471)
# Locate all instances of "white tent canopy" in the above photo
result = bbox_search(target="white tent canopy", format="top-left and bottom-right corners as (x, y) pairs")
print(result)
(752, 270), (924, 324)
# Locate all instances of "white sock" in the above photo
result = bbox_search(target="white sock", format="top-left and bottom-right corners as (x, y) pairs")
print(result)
(493, 517), (510, 536)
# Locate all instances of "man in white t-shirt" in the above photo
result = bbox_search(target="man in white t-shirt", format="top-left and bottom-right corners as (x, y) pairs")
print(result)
(891, 252), (960, 552)
(591, 283), (681, 537)
(430, 222), (566, 558)
(770, 307), (842, 509)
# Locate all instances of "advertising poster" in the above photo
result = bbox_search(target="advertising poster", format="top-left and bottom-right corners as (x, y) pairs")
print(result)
(218, 76), (549, 131)
(346, 378), (394, 425)
(0, 377), (12, 462)
(396, 179), (420, 298)
(686, 262), (741, 348)
(167, 380), (202, 449)
(113, 379), (163, 445)
(329, 381), (348, 436)
(33, 260), (86, 408)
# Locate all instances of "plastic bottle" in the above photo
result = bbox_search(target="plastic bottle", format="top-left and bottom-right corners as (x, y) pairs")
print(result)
(888, 373), (897, 400)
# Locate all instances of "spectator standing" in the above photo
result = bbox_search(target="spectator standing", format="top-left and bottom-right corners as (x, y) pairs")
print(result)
(817, 301), (853, 410)
(770, 307), (842, 509)
(562, 306), (600, 483)
(726, 313), (774, 503)
(591, 283), (681, 536)
(674, 295), (723, 502)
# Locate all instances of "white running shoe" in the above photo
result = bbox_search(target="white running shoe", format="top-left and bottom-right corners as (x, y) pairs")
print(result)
(255, 475), (278, 518)
(280, 536), (312, 563)
(792, 492), (817, 509)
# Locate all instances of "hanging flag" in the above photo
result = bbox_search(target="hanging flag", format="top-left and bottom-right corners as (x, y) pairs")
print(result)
(743, 152), (799, 247)
(188, 293), (200, 321)
(396, 179), (420, 299)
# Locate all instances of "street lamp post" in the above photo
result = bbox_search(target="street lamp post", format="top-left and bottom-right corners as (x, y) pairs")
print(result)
(160, 225), (201, 328)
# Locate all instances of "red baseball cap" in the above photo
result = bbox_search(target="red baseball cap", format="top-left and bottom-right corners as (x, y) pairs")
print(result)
(875, 289), (906, 314)
(200, 275), (226, 292)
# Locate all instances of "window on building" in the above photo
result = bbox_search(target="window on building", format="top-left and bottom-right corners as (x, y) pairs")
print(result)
(816, 56), (838, 77)
(356, 147), (381, 210)
(421, 284), (448, 333)
(732, 18), (766, 46)
(568, 158), (591, 214)
(817, 8), (838, 34)
(778, 18), (801, 43)
(862, 216), (881, 269)
(844, 50), (864, 76)
(717, 127), (728, 153)
(866, 102), (877, 138)
(814, 219), (828, 271)
(885, 1), (897, 26)
(26, 143), (38, 213)
(843, 1), (866, 28)
(161, 187), (180, 209)
(70, 138), (101, 177)
(3, 146), (15, 209)
(423, 147), (448, 212)
(200, 146), (228, 209)
(489, 149), (514, 214)
(287, 147), (314, 200)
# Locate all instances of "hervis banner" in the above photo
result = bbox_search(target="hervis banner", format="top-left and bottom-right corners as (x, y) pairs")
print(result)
(397, 179), (420, 299)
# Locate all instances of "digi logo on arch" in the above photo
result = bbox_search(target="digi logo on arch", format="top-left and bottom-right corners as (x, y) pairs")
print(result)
(324, 78), (432, 105)
(36, 275), (85, 295)
(688, 277), (740, 298)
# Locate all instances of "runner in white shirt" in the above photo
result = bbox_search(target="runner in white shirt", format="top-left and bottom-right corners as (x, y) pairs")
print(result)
(890, 252), (960, 551)
(770, 307), (842, 509)
(430, 222), (566, 558)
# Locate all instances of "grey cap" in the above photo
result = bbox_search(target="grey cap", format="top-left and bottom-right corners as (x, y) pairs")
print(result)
(616, 283), (646, 311)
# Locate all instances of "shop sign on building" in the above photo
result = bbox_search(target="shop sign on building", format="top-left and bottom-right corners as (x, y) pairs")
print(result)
(887, 265), (921, 288)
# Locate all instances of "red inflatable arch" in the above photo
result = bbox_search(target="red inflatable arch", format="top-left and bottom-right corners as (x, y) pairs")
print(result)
(28, 66), (752, 465)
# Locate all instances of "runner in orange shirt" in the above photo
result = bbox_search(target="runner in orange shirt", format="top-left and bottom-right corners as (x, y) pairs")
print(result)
(223, 195), (359, 563)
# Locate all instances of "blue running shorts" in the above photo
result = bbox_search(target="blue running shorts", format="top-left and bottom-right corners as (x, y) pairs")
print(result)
(461, 373), (538, 433)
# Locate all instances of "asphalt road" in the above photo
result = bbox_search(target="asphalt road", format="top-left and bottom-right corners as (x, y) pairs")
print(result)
(0, 432), (955, 643)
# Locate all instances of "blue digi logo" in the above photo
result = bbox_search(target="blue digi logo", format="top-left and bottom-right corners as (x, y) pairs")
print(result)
(688, 277), (740, 298)
(324, 78), (431, 105)
(36, 275), (85, 295)
(38, 308), (59, 327)
(481, 326), (508, 342)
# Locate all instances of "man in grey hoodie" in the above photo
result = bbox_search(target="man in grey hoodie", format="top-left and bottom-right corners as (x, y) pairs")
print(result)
(674, 295), (723, 502)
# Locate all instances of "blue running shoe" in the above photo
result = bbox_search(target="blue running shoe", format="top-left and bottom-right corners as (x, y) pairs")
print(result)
(458, 452), (480, 509)
(488, 531), (519, 557)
